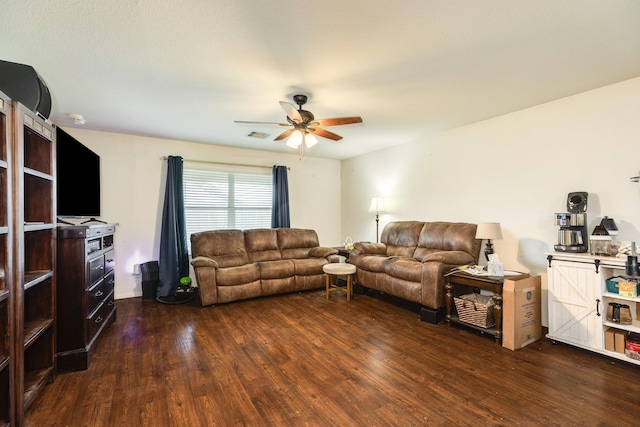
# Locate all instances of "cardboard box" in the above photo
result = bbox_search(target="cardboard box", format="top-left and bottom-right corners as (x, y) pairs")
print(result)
(606, 328), (627, 353)
(605, 328), (616, 352)
(614, 329), (627, 354)
(502, 275), (542, 351)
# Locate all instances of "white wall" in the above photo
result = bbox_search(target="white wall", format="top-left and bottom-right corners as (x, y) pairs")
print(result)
(63, 76), (640, 323)
(341, 77), (640, 326)
(61, 129), (342, 299)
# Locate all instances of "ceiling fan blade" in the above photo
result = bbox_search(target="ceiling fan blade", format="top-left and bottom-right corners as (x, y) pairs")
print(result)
(279, 101), (303, 124)
(311, 116), (363, 127)
(274, 129), (295, 141)
(234, 120), (290, 126)
(310, 127), (343, 141)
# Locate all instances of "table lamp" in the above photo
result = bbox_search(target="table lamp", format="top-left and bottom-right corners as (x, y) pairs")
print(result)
(475, 222), (503, 261)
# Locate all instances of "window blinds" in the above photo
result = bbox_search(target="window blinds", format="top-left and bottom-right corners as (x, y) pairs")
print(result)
(183, 165), (272, 250)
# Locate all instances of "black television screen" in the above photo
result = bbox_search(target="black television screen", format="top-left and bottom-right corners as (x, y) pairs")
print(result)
(56, 127), (101, 218)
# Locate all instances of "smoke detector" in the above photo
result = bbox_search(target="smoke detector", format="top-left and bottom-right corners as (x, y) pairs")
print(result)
(68, 113), (86, 125)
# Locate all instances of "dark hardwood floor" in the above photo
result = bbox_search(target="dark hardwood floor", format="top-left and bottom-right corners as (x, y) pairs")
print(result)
(26, 289), (640, 426)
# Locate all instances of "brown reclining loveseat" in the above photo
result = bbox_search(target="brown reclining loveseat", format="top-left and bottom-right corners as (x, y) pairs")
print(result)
(350, 221), (481, 323)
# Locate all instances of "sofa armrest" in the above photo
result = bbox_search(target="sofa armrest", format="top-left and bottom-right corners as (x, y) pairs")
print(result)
(190, 256), (219, 306)
(191, 256), (219, 268)
(309, 246), (339, 258)
(352, 242), (387, 255)
(418, 250), (475, 265)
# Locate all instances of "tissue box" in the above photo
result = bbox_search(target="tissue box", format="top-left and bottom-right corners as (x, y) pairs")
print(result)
(488, 261), (504, 276)
(619, 280), (638, 298)
(487, 253), (504, 277)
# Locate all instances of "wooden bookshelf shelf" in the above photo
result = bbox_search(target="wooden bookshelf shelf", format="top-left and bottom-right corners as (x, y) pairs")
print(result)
(22, 319), (53, 349)
(23, 271), (53, 291)
(23, 366), (54, 409)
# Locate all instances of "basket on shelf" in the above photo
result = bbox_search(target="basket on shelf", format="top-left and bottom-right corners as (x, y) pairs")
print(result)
(606, 275), (640, 295)
(453, 293), (496, 328)
(605, 276), (625, 293)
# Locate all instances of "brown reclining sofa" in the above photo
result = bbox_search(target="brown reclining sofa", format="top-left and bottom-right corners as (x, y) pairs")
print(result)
(190, 228), (339, 306)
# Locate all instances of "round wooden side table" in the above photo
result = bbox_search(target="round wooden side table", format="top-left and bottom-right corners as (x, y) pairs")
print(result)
(323, 263), (356, 301)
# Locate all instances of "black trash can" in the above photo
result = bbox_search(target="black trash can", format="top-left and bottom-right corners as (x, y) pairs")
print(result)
(140, 261), (159, 299)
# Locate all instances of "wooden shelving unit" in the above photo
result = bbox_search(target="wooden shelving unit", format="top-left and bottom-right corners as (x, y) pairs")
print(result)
(11, 101), (56, 425)
(547, 252), (640, 366)
(0, 90), (14, 427)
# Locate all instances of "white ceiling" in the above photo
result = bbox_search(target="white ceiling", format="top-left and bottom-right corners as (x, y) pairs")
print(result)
(2, 1), (640, 160)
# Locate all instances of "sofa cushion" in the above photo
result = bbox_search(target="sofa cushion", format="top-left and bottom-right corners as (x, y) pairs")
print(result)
(414, 222), (479, 260)
(216, 263), (261, 286)
(278, 228), (319, 259)
(354, 254), (390, 273)
(380, 221), (423, 257)
(291, 257), (328, 276)
(191, 230), (249, 268)
(245, 229), (282, 263)
(385, 257), (423, 282)
(259, 260), (295, 279)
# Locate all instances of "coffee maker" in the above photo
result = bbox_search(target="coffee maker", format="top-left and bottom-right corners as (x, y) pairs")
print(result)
(554, 192), (588, 253)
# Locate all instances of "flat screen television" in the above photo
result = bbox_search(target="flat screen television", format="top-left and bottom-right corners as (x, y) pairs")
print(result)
(56, 127), (101, 218)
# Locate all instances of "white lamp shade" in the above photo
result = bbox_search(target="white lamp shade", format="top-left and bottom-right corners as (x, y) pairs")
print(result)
(304, 132), (318, 148)
(286, 130), (303, 148)
(368, 197), (385, 214)
(475, 222), (503, 240)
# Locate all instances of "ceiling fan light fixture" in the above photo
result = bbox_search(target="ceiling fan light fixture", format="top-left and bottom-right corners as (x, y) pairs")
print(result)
(235, 94), (363, 151)
(304, 132), (318, 148)
(286, 130), (303, 148)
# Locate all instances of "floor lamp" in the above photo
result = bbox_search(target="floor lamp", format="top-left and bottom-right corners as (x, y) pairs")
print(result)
(368, 197), (385, 243)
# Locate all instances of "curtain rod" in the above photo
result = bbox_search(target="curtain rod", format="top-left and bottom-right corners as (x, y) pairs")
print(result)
(162, 157), (289, 170)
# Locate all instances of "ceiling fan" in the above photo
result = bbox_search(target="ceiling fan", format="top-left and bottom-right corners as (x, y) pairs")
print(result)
(234, 94), (363, 155)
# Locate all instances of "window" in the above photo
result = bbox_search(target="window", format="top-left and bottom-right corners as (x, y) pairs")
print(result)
(183, 163), (272, 250)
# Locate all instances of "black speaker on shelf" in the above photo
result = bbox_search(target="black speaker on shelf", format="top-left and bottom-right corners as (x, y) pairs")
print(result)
(0, 59), (52, 119)
(140, 261), (159, 299)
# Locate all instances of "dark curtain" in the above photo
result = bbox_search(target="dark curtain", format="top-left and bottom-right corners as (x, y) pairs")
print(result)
(271, 165), (290, 228)
(158, 156), (189, 297)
